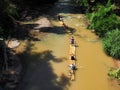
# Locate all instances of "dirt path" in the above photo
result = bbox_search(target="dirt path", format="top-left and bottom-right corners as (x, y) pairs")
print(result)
(15, 0), (120, 90)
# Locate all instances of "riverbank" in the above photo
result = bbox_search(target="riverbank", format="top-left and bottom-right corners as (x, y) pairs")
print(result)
(114, 59), (120, 68)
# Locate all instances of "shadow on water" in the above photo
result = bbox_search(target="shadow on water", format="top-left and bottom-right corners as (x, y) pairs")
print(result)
(49, 2), (85, 15)
(50, 0), (86, 15)
(16, 41), (71, 90)
(18, 0), (85, 21)
(12, 0), (82, 40)
(14, 22), (75, 40)
(39, 26), (75, 34)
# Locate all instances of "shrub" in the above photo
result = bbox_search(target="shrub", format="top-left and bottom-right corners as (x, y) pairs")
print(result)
(102, 30), (120, 59)
(108, 68), (120, 80)
(86, 2), (120, 37)
(93, 14), (120, 37)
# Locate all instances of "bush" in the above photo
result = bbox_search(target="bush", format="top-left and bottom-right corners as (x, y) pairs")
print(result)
(86, 2), (120, 37)
(102, 30), (120, 59)
(93, 14), (120, 37)
(108, 68), (120, 80)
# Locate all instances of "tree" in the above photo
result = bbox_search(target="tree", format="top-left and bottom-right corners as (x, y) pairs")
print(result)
(0, 0), (18, 38)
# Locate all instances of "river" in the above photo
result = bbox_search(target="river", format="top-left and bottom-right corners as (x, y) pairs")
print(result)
(16, 0), (120, 90)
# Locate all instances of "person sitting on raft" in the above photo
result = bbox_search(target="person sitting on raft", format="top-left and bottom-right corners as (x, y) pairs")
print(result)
(69, 54), (76, 65)
(71, 54), (76, 60)
(58, 15), (62, 21)
(69, 64), (77, 71)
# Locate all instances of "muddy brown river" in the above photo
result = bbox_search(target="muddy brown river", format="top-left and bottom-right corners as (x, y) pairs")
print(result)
(16, 0), (120, 90)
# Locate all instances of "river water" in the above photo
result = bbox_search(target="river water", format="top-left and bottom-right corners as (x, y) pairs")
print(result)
(17, 0), (120, 90)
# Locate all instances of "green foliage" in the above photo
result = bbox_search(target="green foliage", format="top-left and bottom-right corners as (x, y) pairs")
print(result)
(86, 0), (120, 37)
(86, 1), (114, 23)
(75, 0), (114, 12)
(86, 0), (120, 59)
(102, 30), (120, 59)
(76, 0), (89, 6)
(6, 4), (18, 18)
(108, 68), (120, 80)
(87, 2), (114, 24)
(0, 0), (18, 19)
(0, 0), (18, 38)
(90, 14), (120, 37)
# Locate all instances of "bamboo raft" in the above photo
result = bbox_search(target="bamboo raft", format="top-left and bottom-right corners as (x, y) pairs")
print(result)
(69, 43), (76, 81)
(58, 17), (77, 81)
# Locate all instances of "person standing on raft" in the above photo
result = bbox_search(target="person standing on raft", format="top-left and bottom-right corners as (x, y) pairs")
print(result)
(71, 36), (75, 45)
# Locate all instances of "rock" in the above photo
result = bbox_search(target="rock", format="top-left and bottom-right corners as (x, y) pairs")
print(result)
(7, 39), (20, 49)
(34, 17), (52, 29)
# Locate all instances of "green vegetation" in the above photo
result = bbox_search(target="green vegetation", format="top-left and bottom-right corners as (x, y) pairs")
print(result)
(108, 68), (120, 80)
(86, 0), (120, 59)
(76, 1), (120, 81)
(76, 0), (120, 59)
(102, 30), (120, 59)
(75, 0), (112, 12)
(76, 0), (89, 6)
(0, 0), (18, 38)
(86, 0), (118, 36)
(86, 11), (120, 37)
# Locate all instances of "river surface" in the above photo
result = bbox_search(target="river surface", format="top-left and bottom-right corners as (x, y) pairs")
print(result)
(17, 0), (120, 90)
